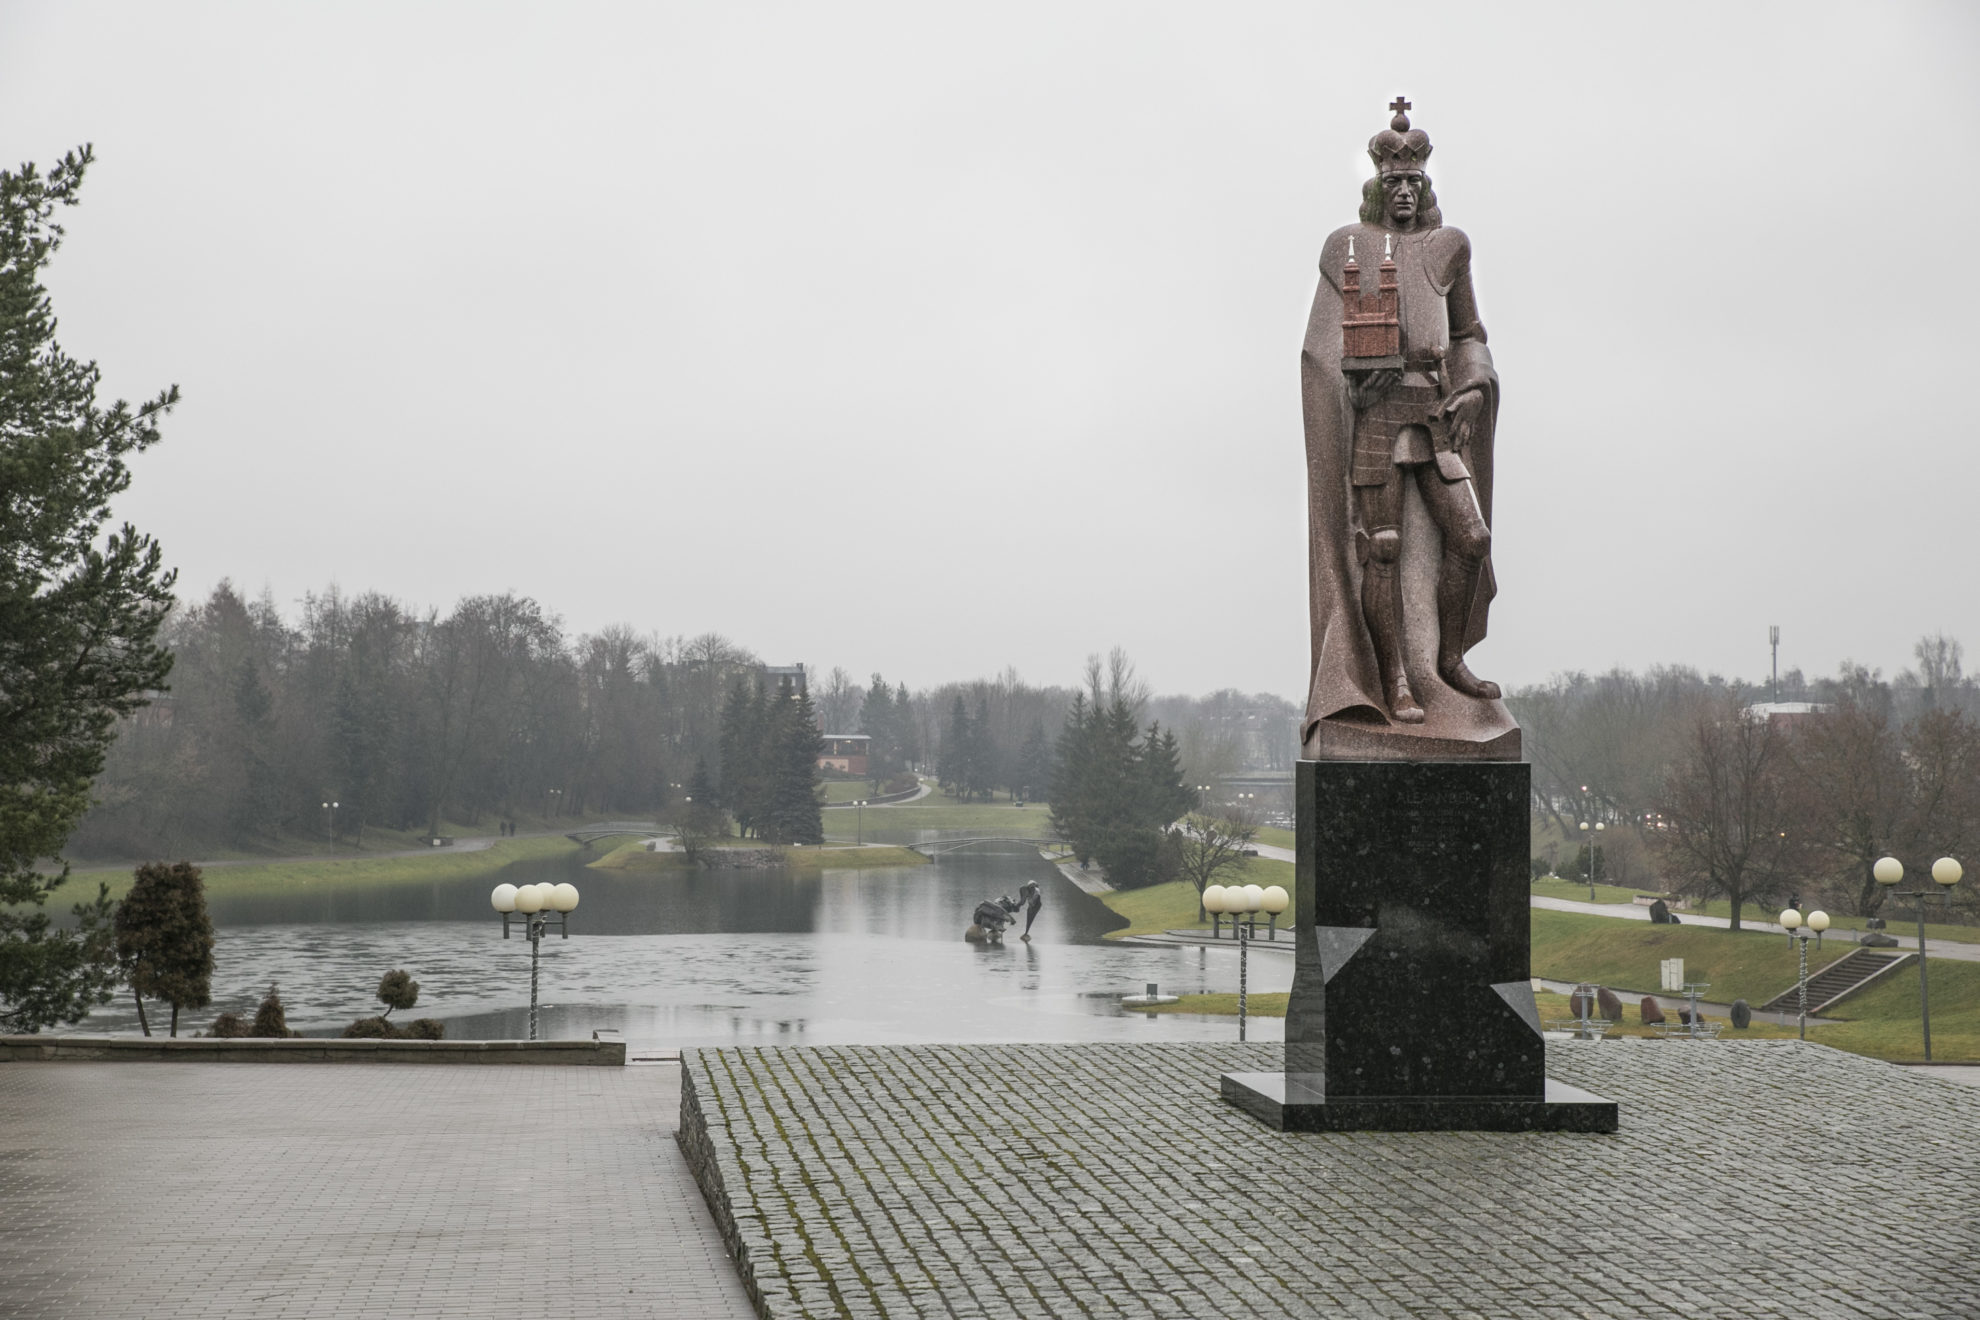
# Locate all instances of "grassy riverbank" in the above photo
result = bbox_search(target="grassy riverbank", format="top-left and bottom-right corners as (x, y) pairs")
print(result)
(821, 793), (1057, 839)
(1130, 907), (1980, 1061)
(588, 842), (928, 873)
(1528, 909), (1860, 1003)
(1096, 858), (1298, 940)
(70, 835), (591, 904)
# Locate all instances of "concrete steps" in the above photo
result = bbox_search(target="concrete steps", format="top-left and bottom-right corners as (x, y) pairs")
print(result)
(1760, 947), (1916, 1015)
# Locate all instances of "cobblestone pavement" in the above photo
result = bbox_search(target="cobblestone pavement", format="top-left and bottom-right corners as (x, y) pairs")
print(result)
(684, 1040), (1980, 1319)
(0, 1063), (752, 1319)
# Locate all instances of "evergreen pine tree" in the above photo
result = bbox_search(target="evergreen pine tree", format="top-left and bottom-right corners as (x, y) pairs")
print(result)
(718, 681), (768, 837)
(967, 695), (998, 801)
(1050, 695), (1095, 857)
(1, 148), (178, 1032)
(1140, 722), (1194, 825)
(941, 695), (970, 798)
(112, 862), (214, 1037)
(1017, 718), (1053, 804)
(858, 673), (896, 789)
(893, 682), (916, 768)
(765, 689), (824, 844)
(686, 755), (717, 807)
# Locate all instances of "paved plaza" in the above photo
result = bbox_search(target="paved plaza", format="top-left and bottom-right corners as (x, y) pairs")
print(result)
(683, 1040), (1980, 1319)
(0, 1062), (752, 1320)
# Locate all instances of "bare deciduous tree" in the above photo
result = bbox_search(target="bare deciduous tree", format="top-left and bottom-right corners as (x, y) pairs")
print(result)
(1653, 697), (1805, 931)
(1788, 701), (1980, 917)
(1172, 811), (1261, 920)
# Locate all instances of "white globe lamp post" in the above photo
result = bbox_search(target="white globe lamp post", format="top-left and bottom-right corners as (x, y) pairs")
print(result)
(491, 878), (580, 1041)
(1779, 905), (1829, 1039)
(1875, 854), (1963, 1060)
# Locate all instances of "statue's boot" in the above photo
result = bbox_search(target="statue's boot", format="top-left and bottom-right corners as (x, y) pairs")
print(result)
(1363, 558), (1424, 723)
(1436, 550), (1501, 700)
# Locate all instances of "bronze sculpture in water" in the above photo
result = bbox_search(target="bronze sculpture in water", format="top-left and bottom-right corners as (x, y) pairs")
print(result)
(1301, 98), (1519, 761)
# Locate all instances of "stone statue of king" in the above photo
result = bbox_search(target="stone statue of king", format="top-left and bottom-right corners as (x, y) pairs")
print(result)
(1300, 97), (1519, 762)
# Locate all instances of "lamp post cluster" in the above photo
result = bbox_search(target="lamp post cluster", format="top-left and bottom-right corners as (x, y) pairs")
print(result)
(1873, 854), (1963, 1061)
(322, 799), (339, 848)
(1578, 818), (1605, 900)
(1201, 883), (1290, 1042)
(1777, 905), (1830, 1039)
(490, 881), (580, 1041)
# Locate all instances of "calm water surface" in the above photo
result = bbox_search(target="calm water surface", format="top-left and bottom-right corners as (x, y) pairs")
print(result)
(80, 841), (1289, 1050)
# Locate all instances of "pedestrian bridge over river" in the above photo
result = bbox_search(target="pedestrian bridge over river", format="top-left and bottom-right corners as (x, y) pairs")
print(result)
(564, 821), (661, 845)
(906, 835), (1071, 858)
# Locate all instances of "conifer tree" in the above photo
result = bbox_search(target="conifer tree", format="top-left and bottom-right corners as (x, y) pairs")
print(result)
(858, 673), (900, 789)
(112, 862), (214, 1037)
(893, 681), (916, 767)
(968, 695), (998, 801)
(765, 689), (824, 844)
(941, 695), (970, 798)
(717, 681), (768, 837)
(1017, 718), (1053, 803)
(1, 147), (178, 1031)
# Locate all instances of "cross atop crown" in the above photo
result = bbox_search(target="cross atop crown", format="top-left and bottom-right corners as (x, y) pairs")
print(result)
(1368, 96), (1431, 175)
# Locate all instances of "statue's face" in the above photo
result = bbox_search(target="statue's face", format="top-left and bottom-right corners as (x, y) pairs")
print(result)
(1381, 171), (1424, 226)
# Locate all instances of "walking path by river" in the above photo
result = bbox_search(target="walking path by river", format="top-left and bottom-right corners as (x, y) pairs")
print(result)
(1247, 840), (1980, 961)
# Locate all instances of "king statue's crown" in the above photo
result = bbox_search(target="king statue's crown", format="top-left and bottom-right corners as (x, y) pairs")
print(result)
(1368, 95), (1431, 175)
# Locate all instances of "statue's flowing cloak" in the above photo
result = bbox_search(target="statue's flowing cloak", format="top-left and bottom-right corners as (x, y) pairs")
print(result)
(1301, 220), (1510, 753)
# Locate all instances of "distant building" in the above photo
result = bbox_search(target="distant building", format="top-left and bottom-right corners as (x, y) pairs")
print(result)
(1743, 701), (1831, 730)
(819, 735), (870, 776)
(764, 663), (807, 699)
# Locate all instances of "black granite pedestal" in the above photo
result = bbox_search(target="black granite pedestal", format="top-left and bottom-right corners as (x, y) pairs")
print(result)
(1221, 760), (1618, 1132)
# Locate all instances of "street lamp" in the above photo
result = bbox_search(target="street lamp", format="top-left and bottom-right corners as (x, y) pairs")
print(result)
(1201, 883), (1289, 1042)
(1578, 819), (1606, 900)
(545, 787), (563, 819)
(490, 881), (580, 1041)
(1777, 906), (1830, 1039)
(1875, 854), (1963, 1061)
(321, 800), (339, 848)
(853, 799), (867, 845)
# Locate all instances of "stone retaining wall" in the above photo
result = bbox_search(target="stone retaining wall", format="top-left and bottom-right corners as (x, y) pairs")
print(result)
(0, 1035), (626, 1065)
(678, 1056), (771, 1318)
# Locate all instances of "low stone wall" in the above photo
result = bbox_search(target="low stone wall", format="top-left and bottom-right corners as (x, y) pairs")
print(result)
(678, 1054), (770, 1318)
(0, 1035), (626, 1065)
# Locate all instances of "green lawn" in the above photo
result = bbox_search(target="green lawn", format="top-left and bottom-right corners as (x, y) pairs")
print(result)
(1529, 908), (1858, 1004)
(1119, 905), (1979, 1060)
(588, 842), (928, 873)
(70, 835), (587, 905)
(1530, 908), (1980, 1062)
(1098, 857), (1297, 939)
(1124, 988), (1814, 1039)
(1127, 991), (1292, 1017)
(1668, 897), (1980, 944)
(818, 780), (890, 804)
(68, 809), (641, 870)
(821, 797), (1059, 839)
(1529, 876), (1648, 905)
(1256, 826), (1295, 851)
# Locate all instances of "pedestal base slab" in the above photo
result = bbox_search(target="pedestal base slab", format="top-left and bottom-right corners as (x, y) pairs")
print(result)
(1220, 1072), (1618, 1133)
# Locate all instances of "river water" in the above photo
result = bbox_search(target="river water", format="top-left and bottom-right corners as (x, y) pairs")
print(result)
(78, 838), (1290, 1050)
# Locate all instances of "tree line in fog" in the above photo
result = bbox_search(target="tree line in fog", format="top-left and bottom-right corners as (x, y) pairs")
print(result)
(1508, 634), (1980, 927)
(71, 582), (1300, 859)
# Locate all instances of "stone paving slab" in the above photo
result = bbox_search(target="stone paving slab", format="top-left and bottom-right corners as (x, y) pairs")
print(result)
(682, 1040), (1980, 1319)
(0, 1063), (752, 1319)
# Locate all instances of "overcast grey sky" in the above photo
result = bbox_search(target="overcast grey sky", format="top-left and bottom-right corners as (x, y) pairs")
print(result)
(4, 2), (1976, 699)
